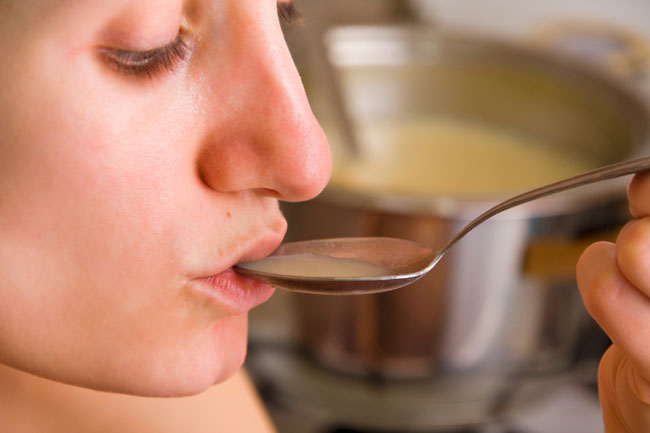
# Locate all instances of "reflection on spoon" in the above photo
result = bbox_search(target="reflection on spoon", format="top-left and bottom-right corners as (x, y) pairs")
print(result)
(235, 155), (650, 295)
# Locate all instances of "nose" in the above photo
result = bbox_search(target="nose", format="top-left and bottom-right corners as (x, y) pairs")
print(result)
(196, 3), (332, 202)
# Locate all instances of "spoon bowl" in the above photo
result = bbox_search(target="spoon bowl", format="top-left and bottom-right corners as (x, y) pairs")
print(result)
(236, 237), (436, 294)
(236, 155), (650, 294)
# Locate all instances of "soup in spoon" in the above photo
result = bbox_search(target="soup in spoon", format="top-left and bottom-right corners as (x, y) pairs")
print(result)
(238, 253), (390, 278)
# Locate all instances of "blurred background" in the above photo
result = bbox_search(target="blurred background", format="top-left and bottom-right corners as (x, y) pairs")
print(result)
(246, 1), (650, 432)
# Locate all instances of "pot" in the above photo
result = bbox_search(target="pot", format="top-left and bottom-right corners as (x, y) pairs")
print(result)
(249, 25), (650, 429)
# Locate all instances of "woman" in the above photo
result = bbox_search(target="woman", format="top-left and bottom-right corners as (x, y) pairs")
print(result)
(0, 0), (331, 430)
(0, 0), (329, 428)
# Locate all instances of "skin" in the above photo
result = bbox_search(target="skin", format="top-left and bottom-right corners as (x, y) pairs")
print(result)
(0, 366), (277, 432)
(577, 171), (650, 432)
(0, 0), (331, 397)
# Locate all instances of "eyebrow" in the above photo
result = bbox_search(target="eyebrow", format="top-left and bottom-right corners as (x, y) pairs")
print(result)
(277, 2), (304, 26)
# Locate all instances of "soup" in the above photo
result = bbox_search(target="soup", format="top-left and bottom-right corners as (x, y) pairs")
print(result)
(330, 116), (595, 198)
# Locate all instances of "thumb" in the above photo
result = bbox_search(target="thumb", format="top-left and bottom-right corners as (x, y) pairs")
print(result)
(577, 241), (650, 378)
(599, 345), (650, 433)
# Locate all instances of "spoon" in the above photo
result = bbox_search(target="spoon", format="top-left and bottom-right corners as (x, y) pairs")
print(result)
(235, 155), (650, 295)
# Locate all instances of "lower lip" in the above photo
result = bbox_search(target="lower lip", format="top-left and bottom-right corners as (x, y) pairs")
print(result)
(191, 269), (275, 315)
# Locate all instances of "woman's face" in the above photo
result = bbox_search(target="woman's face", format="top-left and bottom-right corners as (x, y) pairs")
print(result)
(0, 0), (331, 396)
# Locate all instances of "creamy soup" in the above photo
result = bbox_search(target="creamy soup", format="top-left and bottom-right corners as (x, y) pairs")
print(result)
(238, 254), (390, 278)
(330, 116), (595, 198)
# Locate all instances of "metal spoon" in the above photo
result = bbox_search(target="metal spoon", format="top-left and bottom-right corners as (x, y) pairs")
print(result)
(235, 155), (650, 295)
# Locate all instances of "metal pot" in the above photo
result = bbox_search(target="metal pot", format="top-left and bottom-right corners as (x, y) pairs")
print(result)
(248, 25), (650, 429)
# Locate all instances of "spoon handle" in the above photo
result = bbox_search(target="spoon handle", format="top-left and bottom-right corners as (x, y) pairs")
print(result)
(438, 155), (650, 257)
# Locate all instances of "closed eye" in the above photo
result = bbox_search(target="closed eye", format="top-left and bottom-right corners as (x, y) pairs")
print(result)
(98, 34), (190, 80)
(99, 3), (302, 80)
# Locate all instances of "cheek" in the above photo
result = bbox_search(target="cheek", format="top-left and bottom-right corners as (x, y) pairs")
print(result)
(0, 46), (207, 338)
(0, 38), (259, 396)
(1, 52), (196, 264)
(3, 111), (175, 280)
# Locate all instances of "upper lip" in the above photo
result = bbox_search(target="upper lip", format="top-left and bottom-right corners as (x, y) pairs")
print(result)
(192, 222), (286, 279)
(235, 232), (284, 265)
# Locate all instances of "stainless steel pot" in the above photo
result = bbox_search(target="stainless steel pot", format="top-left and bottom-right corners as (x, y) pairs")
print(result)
(248, 25), (650, 429)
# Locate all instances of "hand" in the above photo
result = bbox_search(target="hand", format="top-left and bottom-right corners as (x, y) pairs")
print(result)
(577, 171), (650, 432)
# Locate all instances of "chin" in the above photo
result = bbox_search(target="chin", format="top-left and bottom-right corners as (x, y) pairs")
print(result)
(92, 314), (250, 398)
(153, 314), (249, 398)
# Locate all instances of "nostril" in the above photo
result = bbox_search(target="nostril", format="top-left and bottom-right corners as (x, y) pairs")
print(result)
(255, 188), (282, 200)
(195, 115), (331, 200)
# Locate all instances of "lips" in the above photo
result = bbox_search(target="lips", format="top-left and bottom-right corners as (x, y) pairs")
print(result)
(192, 269), (275, 315)
(188, 226), (284, 314)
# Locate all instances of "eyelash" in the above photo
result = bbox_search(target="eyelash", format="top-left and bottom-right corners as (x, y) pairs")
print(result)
(99, 35), (190, 80)
(100, 2), (302, 80)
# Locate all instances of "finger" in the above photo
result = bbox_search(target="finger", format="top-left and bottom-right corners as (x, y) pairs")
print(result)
(628, 171), (650, 218)
(598, 345), (650, 432)
(617, 217), (650, 298)
(577, 241), (650, 378)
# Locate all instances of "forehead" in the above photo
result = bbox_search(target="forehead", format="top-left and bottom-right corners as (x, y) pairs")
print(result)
(8, 0), (185, 27)
(25, 0), (180, 15)
(4, 0), (187, 47)
(5, 0), (286, 32)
